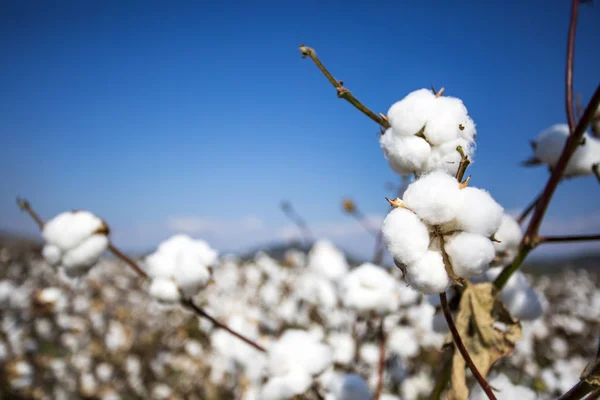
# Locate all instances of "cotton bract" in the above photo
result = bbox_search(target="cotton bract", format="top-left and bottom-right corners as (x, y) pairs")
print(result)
(145, 234), (218, 303)
(41, 211), (109, 277)
(381, 89), (476, 176)
(382, 172), (503, 294)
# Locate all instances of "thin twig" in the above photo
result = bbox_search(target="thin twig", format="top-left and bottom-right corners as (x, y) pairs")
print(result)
(455, 146), (471, 182)
(375, 317), (386, 400)
(281, 200), (314, 246)
(565, 0), (579, 133)
(18, 198), (268, 355)
(538, 234), (600, 244)
(440, 292), (497, 400)
(299, 45), (389, 129)
(517, 192), (542, 225)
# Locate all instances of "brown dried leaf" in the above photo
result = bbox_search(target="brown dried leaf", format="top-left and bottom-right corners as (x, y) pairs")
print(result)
(447, 282), (522, 400)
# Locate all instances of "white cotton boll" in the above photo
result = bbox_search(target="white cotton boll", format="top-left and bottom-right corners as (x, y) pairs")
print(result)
(42, 211), (105, 251)
(470, 374), (536, 400)
(502, 288), (543, 320)
(341, 263), (400, 315)
(494, 215), (522, 253)
(380, 131), (432, 175)
(403, 171), (462, 224)
(299, 274), (338, 310)
(359, 343), (380, 365)
(382, 207), (430, 266)
(424, 137), (474, 176)
(261, 370), (312, 400)
(327, 333), (355, 365)
(404, 250), (450, 295)
(454, 187), (504, 236)
(62, 234), (108, 270)
(387, 89), (436, 136)
(388, 326), (419, 358)
(268, 330), (332, 377)
(459, 116), (477, 141)
(424, 96), (469, 145)
(338, 375), (371, 400)
(148, 278), (181, 303)
(42, 245), (62, 266)
(307, 240), (349, 281)
(445, 232), (495, 278)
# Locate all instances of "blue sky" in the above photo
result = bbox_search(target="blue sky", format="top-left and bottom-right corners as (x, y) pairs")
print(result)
(1, 1), (599, 259)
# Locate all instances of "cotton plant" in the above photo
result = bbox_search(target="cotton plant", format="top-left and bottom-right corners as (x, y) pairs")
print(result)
(144, 234), (218, 304)
(380, 88), (476, 177)
(260, 329), (332, 400)
(41, 211), (110, 278)
(525, 123), (600, 177)
(382, 171), (503, 294)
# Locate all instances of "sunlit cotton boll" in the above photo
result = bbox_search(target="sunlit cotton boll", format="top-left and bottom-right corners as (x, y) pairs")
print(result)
(387, 89), (436, 136)
(144, 234), (217, 298)
(148, 278), (181, 304)
(423, 96), (469, 146)
(454, 187), (503, 237)
(403, 171), (462, 224)
(493, 214), (522, 266)
(445, 232), (495, 278)
(424, 138), (475, 177)
(267, 329), (332, 378)
(307, 240), (349, 281)
(380, 131), (432, 175)
(382, 207), (430, 266)
(404, 250), (450, 295)
(341, 263), (400, 315)
(261, 369), (312, 400)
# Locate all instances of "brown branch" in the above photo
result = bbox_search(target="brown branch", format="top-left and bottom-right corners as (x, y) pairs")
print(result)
(299, 45), (389, 129)
(16, 198), (44, 229)
(566, 0), (579, 133)
(375, 317), (386, 400)
(538, 234), (600, 244)
(440, 292), (497, 400)
(455, 146), (471, 182)
(107, 243), (149, 279)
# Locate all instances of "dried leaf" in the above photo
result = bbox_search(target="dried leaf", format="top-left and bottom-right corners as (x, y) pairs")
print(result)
(447, 282), (522, 400)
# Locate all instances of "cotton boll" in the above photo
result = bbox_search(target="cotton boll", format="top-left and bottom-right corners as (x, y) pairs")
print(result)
(42, 211), (105, 251)
(62, 234), (109, 270)
(424, 96), (469, 145)
(382, 208), (430, 266)
(327, 333), (355, 365)
(268, 330), (332, 377)
(307, 240), (349, 281)
(424, 137), (474, 176)
(387, 326), (419, 358)
(338, 375), (371, 400)
(341, 263), (400, 315)
(455, 187), (504, 236)
(387, 89), (436, 136)
(494, 215), (522, 253)
(405, 250), (450, 295)
(445, 233), (495, 278)
(403, 171), (462, 224)
(261, 370), (312, 400)
(380, 131), (432, 175)
(459, 116), (477, 141)
(42, 245), (62, 266)
(148, 278), (181, 303)
(171, 253), (212, 298)
(502, 288), (543, 320)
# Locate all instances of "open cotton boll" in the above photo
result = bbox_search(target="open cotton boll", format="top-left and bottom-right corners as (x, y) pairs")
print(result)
(459, 116), (477, 142)
(327, 333), (355, 365)
(445, 232), (495, 278)
(341, 263), (400, 315)
(380, 131), (432, 175)
(405, 250), (450, 295)
(148, 278), (181, 303)
(338, 375), (371, 400)
(43, 211), (106, 251)
(42, 245), (62, 266)
(62, 234), (109, 270)
(298, 274), (338, 310)
(268, 329), (332, 377)
(382, 208), (430, 266)
(261, 369), (312, 400)
(388, 326), (419, 358)
(502, 288), (543, 320)
(387, 89), (436, 137)
(423, 96), (469, 146)
(470, 373), (536, 400)
(493, 214), (522, 265)
(403, 171), (462, 224)
(307, 240), (349, 281)
(454, 187), (504, 236)
(424, 138), (474, 177)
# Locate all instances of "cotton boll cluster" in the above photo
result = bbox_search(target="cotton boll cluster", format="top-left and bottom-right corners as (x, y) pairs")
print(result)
(380, 89), (476, 176)
(144, 235), (218, 303)
(340, 263), (400, 316)
(382, 171), (503, 294)
(261, 329), (332, 399)
(41, 211), (110, 277)
(529, 124), (600, 177)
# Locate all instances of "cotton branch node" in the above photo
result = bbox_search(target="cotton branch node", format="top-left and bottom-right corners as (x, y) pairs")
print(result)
(382, 171), (503, 294)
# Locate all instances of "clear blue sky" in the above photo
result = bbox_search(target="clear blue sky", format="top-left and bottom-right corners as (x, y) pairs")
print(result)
(1, 1), (599, 258)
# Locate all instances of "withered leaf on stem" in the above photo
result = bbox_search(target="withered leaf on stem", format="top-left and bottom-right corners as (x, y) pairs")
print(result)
(447, 283), (522, 400)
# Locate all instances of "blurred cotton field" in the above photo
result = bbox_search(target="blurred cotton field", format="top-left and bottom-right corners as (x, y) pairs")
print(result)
(1, 237), (598, 400)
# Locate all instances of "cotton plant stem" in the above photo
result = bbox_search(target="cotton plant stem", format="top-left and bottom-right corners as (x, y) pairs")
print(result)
(299, 45), (389, 129)
(375, 317), (386, 400)
(17, 198), (268, 354)
(537, 234), (600, 244)
(565, 0), (579, 133)
(440, 292), (497, 400)
(455, 146), (471, 182)
(517, 192), (542, 225)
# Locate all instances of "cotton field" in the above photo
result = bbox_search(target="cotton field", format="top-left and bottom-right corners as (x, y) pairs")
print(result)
(0, 239), (598, 399)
